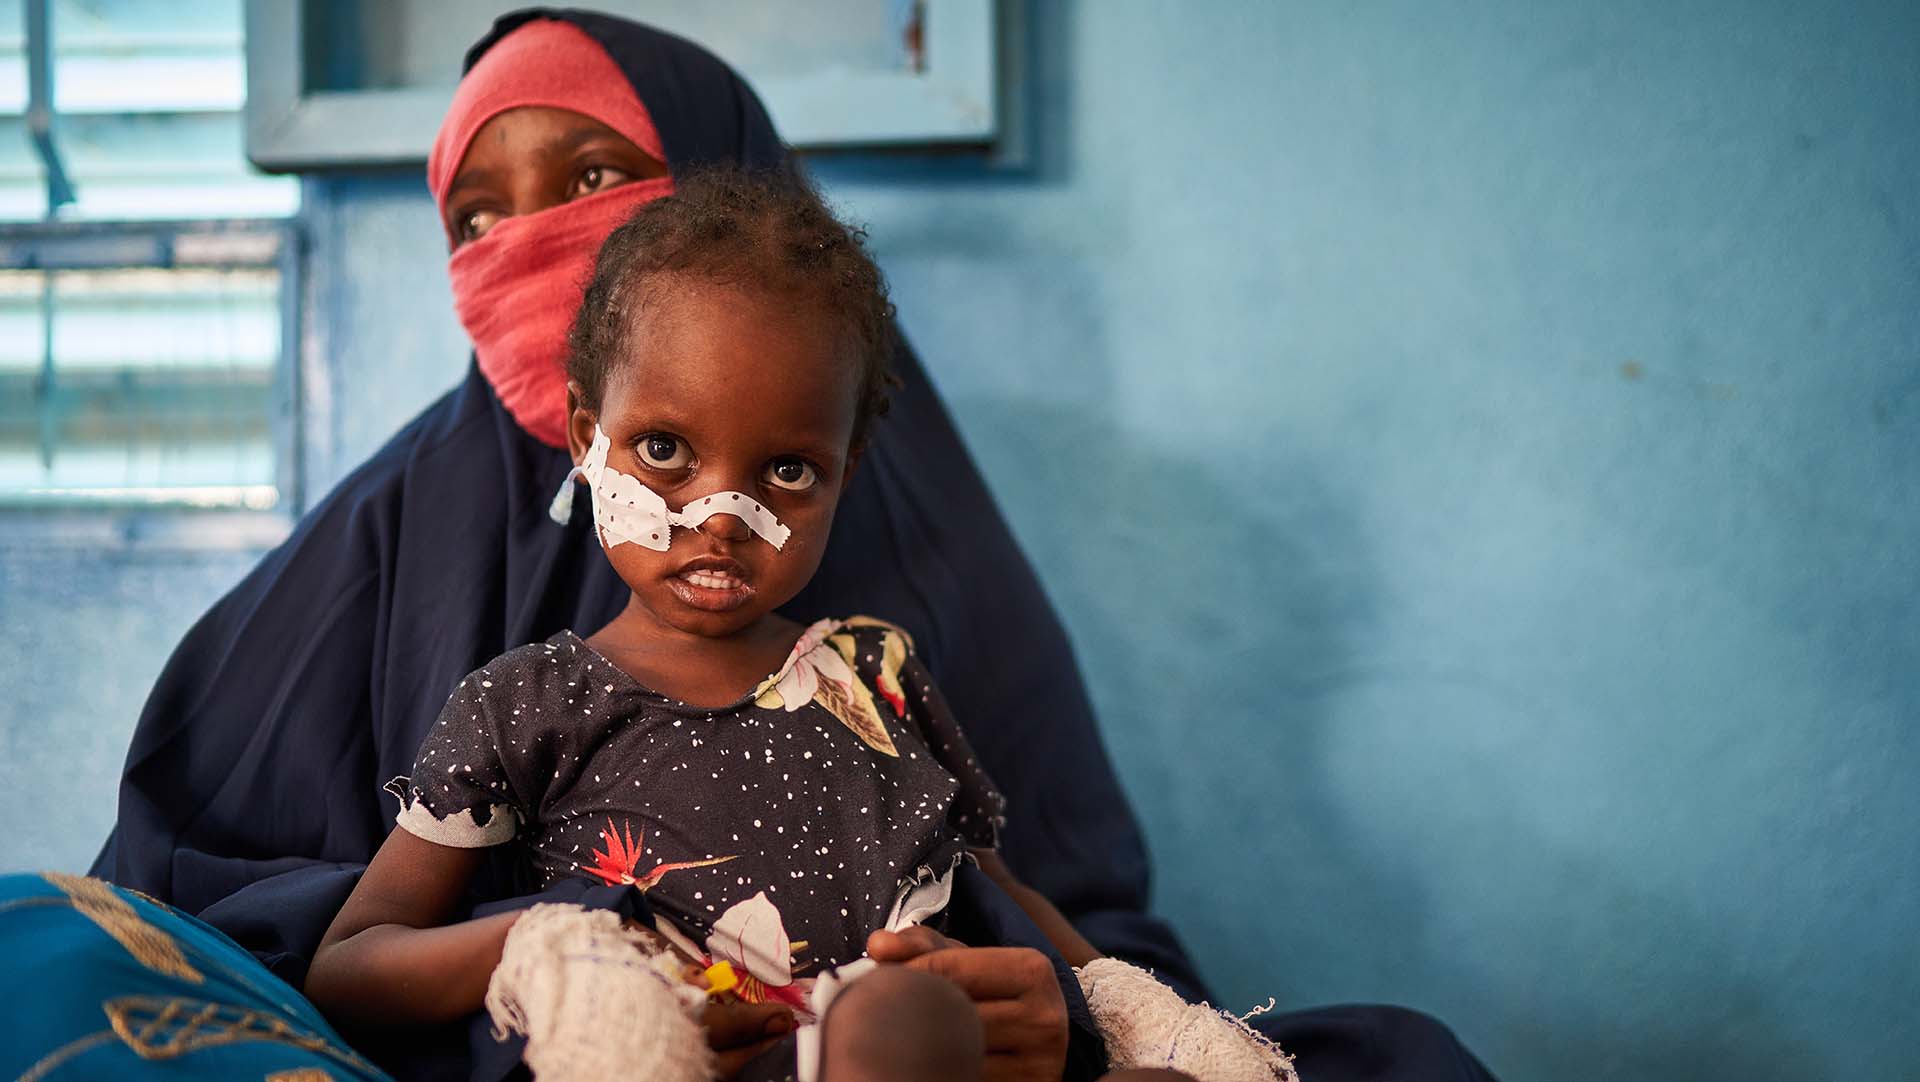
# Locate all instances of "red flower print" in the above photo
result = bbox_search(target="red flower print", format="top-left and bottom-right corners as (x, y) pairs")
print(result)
(585, 818), (735, 890)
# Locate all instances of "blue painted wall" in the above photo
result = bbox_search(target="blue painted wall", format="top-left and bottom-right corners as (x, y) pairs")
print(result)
(2, 2), (1915, 1079)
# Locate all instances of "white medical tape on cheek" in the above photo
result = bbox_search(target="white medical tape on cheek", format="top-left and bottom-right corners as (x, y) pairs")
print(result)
(582, 427), (676, 551)
(579, 426), (791, 552)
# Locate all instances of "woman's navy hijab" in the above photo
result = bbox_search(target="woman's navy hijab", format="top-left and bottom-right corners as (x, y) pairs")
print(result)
(93, 8), (1183, 990)
(92, 11), (1497, 1080)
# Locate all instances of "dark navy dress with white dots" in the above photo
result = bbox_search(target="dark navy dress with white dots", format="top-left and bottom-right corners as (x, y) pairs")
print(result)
(388, 617), (1004, 978)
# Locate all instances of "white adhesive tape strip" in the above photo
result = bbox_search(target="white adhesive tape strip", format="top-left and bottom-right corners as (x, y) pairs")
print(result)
(581, 426), (791, 551)
(670, 490), (791, 548)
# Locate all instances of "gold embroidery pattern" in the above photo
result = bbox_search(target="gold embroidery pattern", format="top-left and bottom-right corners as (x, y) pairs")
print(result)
(15, 1029), (117, 1082)
(101, 996), (378, 1076)
(107, 995), (331, 1059)
(41, 872), (202, 985)
(265, 1069), (337, 1082)
(116, 883), (175, 912)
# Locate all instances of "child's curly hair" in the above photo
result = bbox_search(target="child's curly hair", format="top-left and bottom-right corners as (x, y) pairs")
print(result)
(567, 167), (898, 451)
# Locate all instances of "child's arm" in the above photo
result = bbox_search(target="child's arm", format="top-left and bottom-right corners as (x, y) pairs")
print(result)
(304, 827), (519, 1028)
(972, 848), (1103, 968)
(308, 826), (799, 1073)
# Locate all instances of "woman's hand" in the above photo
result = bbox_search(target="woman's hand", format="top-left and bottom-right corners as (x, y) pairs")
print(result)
(867, 927), (1069, 1082)
(703, 999), (796, 1079)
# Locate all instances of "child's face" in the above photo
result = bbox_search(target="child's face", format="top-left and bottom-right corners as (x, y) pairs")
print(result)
(567, 280), (863, 640)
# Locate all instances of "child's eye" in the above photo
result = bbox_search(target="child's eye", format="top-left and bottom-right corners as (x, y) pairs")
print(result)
(763, 457), (818, 492)
(638, 434), (691, 470)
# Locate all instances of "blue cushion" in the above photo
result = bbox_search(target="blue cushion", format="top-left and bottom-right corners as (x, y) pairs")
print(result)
(0, 872), (389, 1082)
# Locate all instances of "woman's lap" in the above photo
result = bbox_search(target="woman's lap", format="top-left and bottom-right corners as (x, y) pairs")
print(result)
(0, 870), (1495, 1082)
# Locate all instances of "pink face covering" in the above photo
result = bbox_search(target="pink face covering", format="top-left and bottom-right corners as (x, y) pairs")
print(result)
(430, 18), (674, 448)
(446, 180), (671, 447)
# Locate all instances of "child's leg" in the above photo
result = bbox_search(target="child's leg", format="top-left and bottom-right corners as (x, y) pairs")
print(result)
(818, 964), (983, 1082)
(1098, 1072), (1197, 1081)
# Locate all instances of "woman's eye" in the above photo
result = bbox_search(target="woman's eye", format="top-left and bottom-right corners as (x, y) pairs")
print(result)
(763, 457), (819, 492)
(458, 208), (502, 242)
(572, 165), (633, 198)
(638, 434), (691, 469)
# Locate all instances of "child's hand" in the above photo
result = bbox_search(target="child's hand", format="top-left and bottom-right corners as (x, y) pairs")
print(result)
(703, 999), (797, 1078)
(867, 927), (1070, 1082)
(617, 917), (795, 1075)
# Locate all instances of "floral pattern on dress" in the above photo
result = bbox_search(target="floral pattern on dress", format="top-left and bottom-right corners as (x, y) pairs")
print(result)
(841, 616), (913, 718)
(705, 891), (812, 1008)
(754, 618), (905, 757)
(584, 817), (735, 890)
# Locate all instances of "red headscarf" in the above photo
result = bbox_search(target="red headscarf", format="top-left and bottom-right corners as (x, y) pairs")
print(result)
(431, 18), (674, 447)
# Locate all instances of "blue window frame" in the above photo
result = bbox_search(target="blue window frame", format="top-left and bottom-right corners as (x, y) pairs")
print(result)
(243, 0), (1011, 170)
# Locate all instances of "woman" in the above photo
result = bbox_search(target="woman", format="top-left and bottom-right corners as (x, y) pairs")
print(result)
(91, 10), (1493, 1081)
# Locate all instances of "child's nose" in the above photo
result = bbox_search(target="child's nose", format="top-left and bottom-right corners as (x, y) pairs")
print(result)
(698, 513), (752, 543)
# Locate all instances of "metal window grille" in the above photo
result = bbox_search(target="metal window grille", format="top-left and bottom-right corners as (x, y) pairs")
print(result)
(1, 0), (301, 511)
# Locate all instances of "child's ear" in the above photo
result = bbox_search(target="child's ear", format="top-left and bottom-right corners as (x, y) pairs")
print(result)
(565, 382), (596, 466)
(843, 442), (864, 486)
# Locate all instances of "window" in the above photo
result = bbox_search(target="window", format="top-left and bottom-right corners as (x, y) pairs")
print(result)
(247, 0), (1007, 168)
(0, 0), (300, 512)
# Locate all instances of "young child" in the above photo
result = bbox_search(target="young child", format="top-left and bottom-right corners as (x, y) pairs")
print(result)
(306, 169), (1288, 1082)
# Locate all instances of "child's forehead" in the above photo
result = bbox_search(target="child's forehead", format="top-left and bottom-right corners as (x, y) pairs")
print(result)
(616, 281), (857, 391)
(604, 281), (861, 437)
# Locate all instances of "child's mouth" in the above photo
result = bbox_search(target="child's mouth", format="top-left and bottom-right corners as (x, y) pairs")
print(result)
(667, 564), (754, 612)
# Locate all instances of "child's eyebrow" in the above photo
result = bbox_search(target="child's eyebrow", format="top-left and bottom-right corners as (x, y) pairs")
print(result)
(783, 435), (852, 463)
(744, 436), (850, 464)
(749, 420), (855, 463)
(616, 410), (849, 462)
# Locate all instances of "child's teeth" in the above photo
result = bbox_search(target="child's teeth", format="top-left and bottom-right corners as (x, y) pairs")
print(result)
(685, 571), (740, 589)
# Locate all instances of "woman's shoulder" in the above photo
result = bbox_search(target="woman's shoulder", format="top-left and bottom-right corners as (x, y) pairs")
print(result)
(276, 387), (469, 543)
(293, 365), (546, 532)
